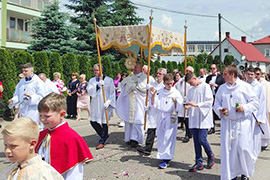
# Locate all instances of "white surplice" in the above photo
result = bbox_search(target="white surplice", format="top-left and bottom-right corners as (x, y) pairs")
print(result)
(258, 78), (270, 147)
(10, 74), (46, 125)
(87, 76), (116, 124)
(213, 78), (259, 180)
(175, 77), (191, 118)
(247, 79), (267, 158)
(187, 82), (213, 129)
(152, 87), (183, 160)
(44, 78), (60, 95)
(116, 72), (147, 144)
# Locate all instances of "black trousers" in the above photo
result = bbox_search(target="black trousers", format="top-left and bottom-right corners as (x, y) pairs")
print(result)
(144, 128), (156, 153)
(90, 121), (108, 144)
(179, 117), (192, 138)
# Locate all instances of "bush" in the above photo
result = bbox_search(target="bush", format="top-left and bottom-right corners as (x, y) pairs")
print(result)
(49, 52), (63, 80)
(62, 53), (79, 83)
(33, 51), (50, 77)
(0, 49), (17, 104)
(77, 55), (91, 80)
(13, 50), (34, 76)
(111, 62), (121, 78)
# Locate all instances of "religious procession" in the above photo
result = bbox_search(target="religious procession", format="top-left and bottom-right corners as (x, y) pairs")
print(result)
(1, 3), (270, 180)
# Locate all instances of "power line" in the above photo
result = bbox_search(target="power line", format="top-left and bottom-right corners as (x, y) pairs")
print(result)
(131, 1), (254, 39)
(130, 1), (217, 18)
(221, 17), (253, 39)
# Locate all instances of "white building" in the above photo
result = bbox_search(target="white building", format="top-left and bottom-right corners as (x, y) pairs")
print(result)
(211, 32), (270, 72)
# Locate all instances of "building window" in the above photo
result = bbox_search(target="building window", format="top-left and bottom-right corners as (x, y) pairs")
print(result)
(188, 45), (195, 52)
(224, 48), (229, 53)
(198, 45), (204, 52)
(265, 49), (270, 58)
(25, 21), (29, 31)
(10, 17), (16, 29)
(17, 19), (24, 30)
(205, 45), (212, 52)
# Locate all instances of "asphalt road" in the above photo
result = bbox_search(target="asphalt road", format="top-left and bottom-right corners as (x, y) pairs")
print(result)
(0, 111), (270, 180)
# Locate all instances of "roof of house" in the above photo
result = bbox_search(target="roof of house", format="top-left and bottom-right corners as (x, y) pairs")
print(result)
(227, 38), (269, 63)
(253, 35), (270, 44)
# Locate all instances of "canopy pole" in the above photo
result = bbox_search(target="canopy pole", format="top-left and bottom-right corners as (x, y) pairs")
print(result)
(140, 47), (143, 65)
(144, 10), (153, 130)
(183, 21), (188, 120)
(93, 17), (109, 126)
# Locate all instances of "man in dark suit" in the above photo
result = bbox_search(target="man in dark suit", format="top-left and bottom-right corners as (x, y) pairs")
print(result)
(206, 64), (225, 134)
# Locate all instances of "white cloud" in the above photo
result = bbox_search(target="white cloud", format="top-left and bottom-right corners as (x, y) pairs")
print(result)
(249, 14), (270, 40)
(161, 14), (173, 27)
(213, 31), (225, 40)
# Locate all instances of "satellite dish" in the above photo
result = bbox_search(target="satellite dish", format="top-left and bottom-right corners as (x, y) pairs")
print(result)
(241, 55), (246, 61)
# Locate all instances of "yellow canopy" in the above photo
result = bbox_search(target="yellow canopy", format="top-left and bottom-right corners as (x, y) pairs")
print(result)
(98, 25), (184, 57)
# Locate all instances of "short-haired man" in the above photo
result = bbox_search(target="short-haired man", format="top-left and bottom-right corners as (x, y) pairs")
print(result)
(87, 64), (116, 149)
(198, 68), (207, 82)
(206, 64), (225, 134)
(214, 65), (259, 180)
(8, 63), (46, 127)
(116, 62), (147, 148)
(255, 67), (270, 150)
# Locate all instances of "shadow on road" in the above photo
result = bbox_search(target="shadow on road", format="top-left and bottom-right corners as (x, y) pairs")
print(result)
(166, 170), (220, 180)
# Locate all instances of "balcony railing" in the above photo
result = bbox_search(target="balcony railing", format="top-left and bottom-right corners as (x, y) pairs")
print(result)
(8, 0), (49, 11)
(7, 28), (32, 43)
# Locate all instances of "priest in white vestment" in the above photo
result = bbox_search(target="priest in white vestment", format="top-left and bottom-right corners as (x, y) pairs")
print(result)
(8, 63), (46, 127)
(255, 67), (270, 150)
(150, 73), (183, 169)
(116, 62), (147, 148)
(87, 64), (116, 149)
(245, 66), (267, 159)
(214, 65), (259, 180)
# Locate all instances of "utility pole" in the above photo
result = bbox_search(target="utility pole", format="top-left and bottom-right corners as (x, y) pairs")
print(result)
(218, 13), (222, 70)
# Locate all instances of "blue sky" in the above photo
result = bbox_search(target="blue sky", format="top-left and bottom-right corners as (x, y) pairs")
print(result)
(60, 0), (270, 42)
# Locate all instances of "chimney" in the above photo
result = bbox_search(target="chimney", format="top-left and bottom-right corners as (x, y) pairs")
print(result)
(226, 32), (230, 38)
(241, 36), (246, 43)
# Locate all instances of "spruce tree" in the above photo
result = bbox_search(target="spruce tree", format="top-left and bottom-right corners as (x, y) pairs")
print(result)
(28, 2), (84, 55)
(110, 0), (143, 26)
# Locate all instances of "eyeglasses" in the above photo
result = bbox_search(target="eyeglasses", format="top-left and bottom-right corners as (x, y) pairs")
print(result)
(211, 67), (216, 70)
(255, 73), (261, 76)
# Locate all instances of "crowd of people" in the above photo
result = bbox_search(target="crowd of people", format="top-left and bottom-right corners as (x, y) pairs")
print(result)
(1, 61), (270, 180)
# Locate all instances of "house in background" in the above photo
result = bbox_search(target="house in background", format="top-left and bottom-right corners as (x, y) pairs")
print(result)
(0, 0), (50, 50)
(252, 35), (270, 63)
(159, 41), (219, 63)
(211, 32), (269, 72)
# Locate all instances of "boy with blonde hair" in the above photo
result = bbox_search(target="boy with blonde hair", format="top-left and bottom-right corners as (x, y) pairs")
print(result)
(0, 117), (64, 180)
(36, 93), (93, 179)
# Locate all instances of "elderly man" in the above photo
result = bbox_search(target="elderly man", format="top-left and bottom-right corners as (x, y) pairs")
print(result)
(254, 67), (270, 150)
(206, 64), (225, 134)
(38, 73), (59, 95)
(198, 68), (208, 82)
(116, 62), (147, 148)
(8, 63), (46, 127)
(87, 64), (116, 150)
(214, 65), (259, 180)
(137, 68), (167, 156)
